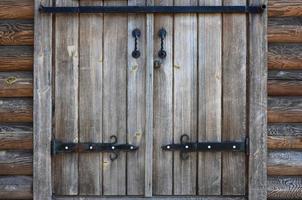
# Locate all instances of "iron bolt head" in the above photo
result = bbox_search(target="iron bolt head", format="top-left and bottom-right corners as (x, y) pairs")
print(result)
(65, 146), (69, 150)
(112, 146), (115, 150)
(89, 146), (93, 150)
(185, 145), (189, 149)
(167, 145), (170, 149)
(233, 145), (236, 149)
(130, 146), (134, 150)
(208, 145), (211, 149)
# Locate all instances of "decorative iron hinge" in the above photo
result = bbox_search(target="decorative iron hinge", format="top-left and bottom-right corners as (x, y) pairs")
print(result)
(162, 134), (249, 160)
(51, 135), (138, 161)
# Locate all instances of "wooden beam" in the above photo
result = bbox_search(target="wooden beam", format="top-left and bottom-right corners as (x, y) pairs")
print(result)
(0, 98), (32, 123)
(268, 136), (302, 149)
(268, 0), (302, 17)
(0, 150), (32, 175)
(268, 123), (302, 136)
(0, 176), (32, 199)
(0, 0), (34, 20)
(0, 72), (33, 97)
(54, 197), (246, 200)
(33, 0), (52, 199)
(268, 80), (302, 96)
(0, 124), (32, 150)
(268, 70), (302, 80)
(0, 20), (33, 45)
(268, 176), (302, 199)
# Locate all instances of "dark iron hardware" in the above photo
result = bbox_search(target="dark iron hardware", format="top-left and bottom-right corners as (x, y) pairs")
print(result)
(52, 135), (138, 161)
(158, 28), (167, 59)
(39, 5), (266, 14)
(162, 134), (248, 160)
(132, 28), (141, 59)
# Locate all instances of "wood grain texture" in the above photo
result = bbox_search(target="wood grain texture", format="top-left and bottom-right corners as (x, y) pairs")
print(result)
(268, 80), (302, 96)
(173, 0), (198, 195)
(0, 98), (32, 123)
(0, 150), (32, 175)
(269, 0), (302, 17)
(0, 176), (32, 199)
(0, 20), (33, 45)
(222, 0), (247, 195)
(268, 97), (302, 123)
(0, 0), (34, 20)
(198, 0), (222, 195)
(53, 0), (79, 195)
(153, 0), (173, 196)
(268, 123), (302, 136)
(102, 0), (127, 195)
(268, 70), (302, 80)
(268, 44), (302, 70)
(78, 0), (103, 195)
(0, 72), (33, 97)
(127, 0), (146, 195)
(0, 46), (33, 72)
(268, 17), (302, 43)
(54, 197), (246, 200)
(268, 136), (302, 149)
(268, 176), (302, 199)
(0, 124), (32, 150)
(268, 151), (302, 176)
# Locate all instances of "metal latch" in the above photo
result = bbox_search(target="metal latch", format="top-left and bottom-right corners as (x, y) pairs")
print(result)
(162, 134), (248, 160)
(51, 135), (138, 161)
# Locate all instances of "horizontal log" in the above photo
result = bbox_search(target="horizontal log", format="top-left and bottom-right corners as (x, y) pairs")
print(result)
(268, 176), (302, 199)
(0, 151), (32, 175)
(268, 0), (302, 17)
(0, 123), (32, 150)
(0, 0), (34, 20)
(0, 46), (33, 72)
(268, 151), (302, 176)
(0, 72), (33, 97)
(268, 136), (302, 149)
(268, 44), (302, 70)
(268, 17), (302, 43)
(0, 176), (32, 199)
(268, 70), (302, 80)
(268, 80), (302, 96)
(0, 98), (33, 123)
(268, 97), (302, 123)
(0, 20), (34, 45)
(268, 123), (302, 136)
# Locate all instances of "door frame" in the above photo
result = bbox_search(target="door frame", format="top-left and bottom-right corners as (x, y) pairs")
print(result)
(33, 0), (267, 199)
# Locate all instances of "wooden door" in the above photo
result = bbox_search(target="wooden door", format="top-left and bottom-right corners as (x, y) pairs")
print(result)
(34, 0), (267, 199)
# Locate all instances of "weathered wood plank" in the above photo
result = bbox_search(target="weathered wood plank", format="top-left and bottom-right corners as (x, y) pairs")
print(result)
(269, 0), (302, 17)
(0, 176), (32, 199)
(127, 0), (146, 196)
(0, 20), (33, 45)
(53, 0), (79, 195)
(78, 0), (103, 195)
(268, 80), (302, 96)
(268, 123), (302, 136)
(268, 97), (302, 123)
(198, 0), (222, 195)
(153, 0), (173, 196)
(0, 46), (33, 72)
(0, 98), (32, 123)
(0, 150), (32, 175)
(268, 176), (302, 199)
(268, 70), (302, 80)
(173, 0), (198, 195)
(268, 17), (302, 43)
(222, 0), (247, 195)
(0, 72), (33, 97)
(0, 0), (34, 20)
(268, 44), (302, 70)
(268, 151), (302, 176)
(268, 136), (302, 149)
(0, 124), (32, 150)
(103, 0), (127, 195)
(54, 197), (246, 200)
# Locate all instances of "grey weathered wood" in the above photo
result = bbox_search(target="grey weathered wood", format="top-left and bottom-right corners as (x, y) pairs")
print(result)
(127, 0), (146, 196)
(0, 176), (32, 199)
(78, 0), (103, 195)
(222, 0), (247, 195)
(0, 46), (33, 71)
(54, 197), (246, 200)
(53, 0), (79, 195)
(0, 150), (32, 175)
(102, 0), (127, 195)
(0, 98), (32, 122)
(198, 0), (222, 195)
(153, 0), (173, 195)
(268, 176), (302, 199)
(268, 123), (302, 136)
(248, 0), (267, 199)
(145, 1), (154, 196)
(173, 0), (197, 195)
(268, 70), (302, 80)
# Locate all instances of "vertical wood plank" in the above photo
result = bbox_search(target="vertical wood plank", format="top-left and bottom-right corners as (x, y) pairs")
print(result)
(173, 0), (198, 195)
(33, 0), (52, 199)
(248, 0), (267, 199)
(53, 0), (79, 195)
(103, 0), (127, 195)
(78, 0), (103, 195)
(153, 0), (173, 196)
(127, 0), (146, 195)
(198, 0), (222, 195)
(145, 0), (154, 196)
(222, 0), (247, 195)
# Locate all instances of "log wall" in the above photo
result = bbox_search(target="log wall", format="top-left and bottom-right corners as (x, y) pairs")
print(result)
(0, 0), (301, 199)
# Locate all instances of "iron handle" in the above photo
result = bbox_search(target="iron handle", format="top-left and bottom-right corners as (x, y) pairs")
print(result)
(158, 28), (167, 59)
(132, 28), (141, 59)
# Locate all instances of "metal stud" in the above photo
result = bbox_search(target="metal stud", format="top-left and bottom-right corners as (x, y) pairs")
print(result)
(65, 146), (69, 150)
(185, 145), (189, 149)
(233, 145), (236, 149)
(130, 146), (134, 150)
(89, 145), (93, 150)
(208, 145), (211, 149)
(112, 146), (115, 150)
(167, 145), (170, 149)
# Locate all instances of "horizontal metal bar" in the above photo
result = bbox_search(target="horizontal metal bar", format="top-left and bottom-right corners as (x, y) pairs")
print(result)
(39, 5), (266, 14)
